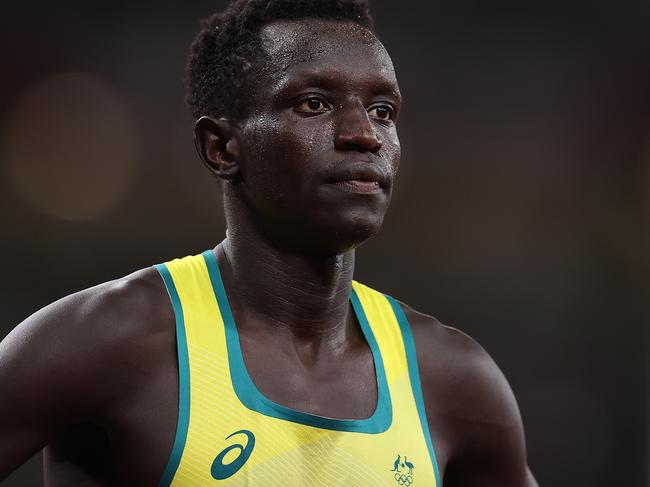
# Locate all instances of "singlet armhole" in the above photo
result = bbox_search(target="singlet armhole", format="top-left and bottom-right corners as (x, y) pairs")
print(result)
(384, 294), (443, 487)
(154, 263), (191, 487)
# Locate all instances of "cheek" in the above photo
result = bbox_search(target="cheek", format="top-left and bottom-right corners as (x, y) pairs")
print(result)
(281, 115), (335, 158)
(239, 115), (333, 201)
(251, 114), (332, 164)
(382, 132), (401, 177)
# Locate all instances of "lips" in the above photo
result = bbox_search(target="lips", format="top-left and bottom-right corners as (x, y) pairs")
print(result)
(331, 180), (380, 193)
(325, 163), (390, 190)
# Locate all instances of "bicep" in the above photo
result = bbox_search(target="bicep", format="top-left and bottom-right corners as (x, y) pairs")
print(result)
(526, 467), (539, 487)
(406, 311), (535, 487)
(442, 339), (534, 487)
(0, 299), (96, 479)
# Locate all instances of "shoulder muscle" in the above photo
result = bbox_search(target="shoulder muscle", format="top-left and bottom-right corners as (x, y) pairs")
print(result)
(0, 265), (172, 479)
(399, 301), (536, 487)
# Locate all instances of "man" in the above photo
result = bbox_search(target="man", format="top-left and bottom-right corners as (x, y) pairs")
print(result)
(0, 0), (538, 485)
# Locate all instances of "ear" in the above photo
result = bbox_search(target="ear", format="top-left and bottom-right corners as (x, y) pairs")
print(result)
(193, 116), (241, 182)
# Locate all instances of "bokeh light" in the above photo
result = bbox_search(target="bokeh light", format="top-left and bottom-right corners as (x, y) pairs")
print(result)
(2, 72), (139, 221)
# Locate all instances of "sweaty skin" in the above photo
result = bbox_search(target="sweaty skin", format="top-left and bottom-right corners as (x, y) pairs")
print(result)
(0, 19), (538, 486)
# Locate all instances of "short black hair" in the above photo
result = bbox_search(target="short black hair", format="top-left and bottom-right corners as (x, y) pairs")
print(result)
(185, 0), (375, 122)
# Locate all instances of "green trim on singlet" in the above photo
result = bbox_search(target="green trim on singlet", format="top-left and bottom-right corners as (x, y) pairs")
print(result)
(202, 249), (392, 433)
(385, 294), (442, 487)
(154, 263), (191, 487)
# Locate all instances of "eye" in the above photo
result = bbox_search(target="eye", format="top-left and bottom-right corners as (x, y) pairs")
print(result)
(294, 96), (331, 114)
(368, 104), (395, 122)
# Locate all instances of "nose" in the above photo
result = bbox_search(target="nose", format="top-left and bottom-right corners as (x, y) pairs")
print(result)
(334, 103), (383, 153)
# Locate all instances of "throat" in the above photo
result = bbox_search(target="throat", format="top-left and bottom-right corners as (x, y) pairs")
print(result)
(238, 320), (379, 420)
(204, 245), (390, 426)
(216, 238), (356, 339)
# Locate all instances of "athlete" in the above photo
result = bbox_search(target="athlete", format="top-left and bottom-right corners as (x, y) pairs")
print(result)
(0, 0), (538, 485)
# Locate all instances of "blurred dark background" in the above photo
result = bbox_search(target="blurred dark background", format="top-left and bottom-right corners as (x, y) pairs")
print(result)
(1, 1), (648, 486)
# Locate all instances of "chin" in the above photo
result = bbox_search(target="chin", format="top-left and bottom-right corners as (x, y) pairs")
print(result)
(251, 201), (388, 256)
(317, 211), (386, 254)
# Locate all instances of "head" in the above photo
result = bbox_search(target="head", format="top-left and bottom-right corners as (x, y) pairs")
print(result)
(186, 0), (402, 256)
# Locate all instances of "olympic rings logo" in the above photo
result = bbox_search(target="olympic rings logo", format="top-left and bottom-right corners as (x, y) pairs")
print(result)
(394, 473), (413, 486)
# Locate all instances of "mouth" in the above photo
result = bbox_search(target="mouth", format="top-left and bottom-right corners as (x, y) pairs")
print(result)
(330, 180), (381, 193)
(325, 163), (389, 194)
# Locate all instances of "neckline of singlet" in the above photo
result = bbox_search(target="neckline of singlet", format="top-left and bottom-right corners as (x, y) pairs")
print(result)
(201, 249), (393, 434)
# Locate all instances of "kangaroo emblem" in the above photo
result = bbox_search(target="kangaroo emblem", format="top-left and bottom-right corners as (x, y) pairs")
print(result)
(390, 454), (401, 472)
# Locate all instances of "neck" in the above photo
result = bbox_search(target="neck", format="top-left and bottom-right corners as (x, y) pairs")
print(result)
(216, 221), (356, 343)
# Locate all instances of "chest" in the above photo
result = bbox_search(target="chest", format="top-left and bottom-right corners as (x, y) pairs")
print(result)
(238, 330), (379, 420)
(46, 340), (384, 486)
(44, 348), (179, 486)
(149, 342), (432, 487)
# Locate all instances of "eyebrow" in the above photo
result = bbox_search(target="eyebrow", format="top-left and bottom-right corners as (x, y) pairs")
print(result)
(274, 69), (402, 104)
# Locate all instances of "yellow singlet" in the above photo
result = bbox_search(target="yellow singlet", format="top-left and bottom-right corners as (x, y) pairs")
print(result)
(154, 250), (441, 486)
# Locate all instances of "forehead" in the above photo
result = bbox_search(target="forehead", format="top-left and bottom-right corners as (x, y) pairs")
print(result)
(257, 19), (398, 94)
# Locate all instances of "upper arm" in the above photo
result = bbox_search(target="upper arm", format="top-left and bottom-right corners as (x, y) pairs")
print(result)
(403, 304), (537, 487)
(0, 267), (169, 481)
(0, 292), (100, 479)
(441, 338), (535, 487)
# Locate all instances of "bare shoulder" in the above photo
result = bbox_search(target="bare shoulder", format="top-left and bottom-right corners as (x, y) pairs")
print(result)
(400, 301), (519, 428)
(0, 263), (175, 479)
(9, 264), (171, 350)
(396, 300), (537, 487)
(0, 264), (174, 418)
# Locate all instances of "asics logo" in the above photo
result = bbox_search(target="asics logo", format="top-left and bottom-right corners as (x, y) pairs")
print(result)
(211, 429), (256, 480)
